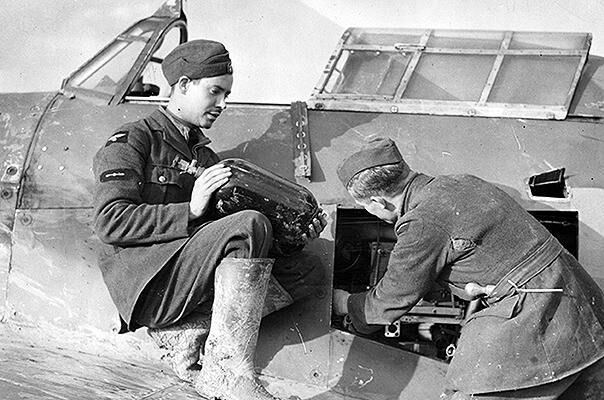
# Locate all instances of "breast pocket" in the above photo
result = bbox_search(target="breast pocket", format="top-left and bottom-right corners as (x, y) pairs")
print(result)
(142, 165), (192, 204)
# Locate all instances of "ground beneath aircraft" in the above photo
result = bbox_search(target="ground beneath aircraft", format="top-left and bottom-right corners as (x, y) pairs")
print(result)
(1, 322), (200, 399)
(0, 322), (352, 400)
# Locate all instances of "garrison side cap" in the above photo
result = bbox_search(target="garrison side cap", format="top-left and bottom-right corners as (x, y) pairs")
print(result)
(161, 39), (232, 86)
(336, 137), (405, 187)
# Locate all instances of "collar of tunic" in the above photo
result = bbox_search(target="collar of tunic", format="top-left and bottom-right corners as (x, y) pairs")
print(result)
(400, 172), (434, 216)
(158, 106), (211, 148)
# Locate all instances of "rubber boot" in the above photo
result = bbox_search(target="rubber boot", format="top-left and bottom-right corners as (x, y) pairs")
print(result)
(148, 310), (211, 382)
(194, 257), (283, 400)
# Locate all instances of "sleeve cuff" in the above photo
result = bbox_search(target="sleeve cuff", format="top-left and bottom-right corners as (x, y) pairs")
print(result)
(174, 202), (192, 234)
(347, 292), (382, 335)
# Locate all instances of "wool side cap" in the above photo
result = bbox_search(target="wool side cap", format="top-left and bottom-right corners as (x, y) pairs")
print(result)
(162, 39), (232, 86)
(337, 137), (404, 187)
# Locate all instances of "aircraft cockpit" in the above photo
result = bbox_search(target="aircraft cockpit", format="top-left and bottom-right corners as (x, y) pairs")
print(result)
(61, 7), (186, 105)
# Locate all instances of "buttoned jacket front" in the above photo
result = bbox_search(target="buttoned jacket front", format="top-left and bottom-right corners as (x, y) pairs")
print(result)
(93, 109), (220, 327)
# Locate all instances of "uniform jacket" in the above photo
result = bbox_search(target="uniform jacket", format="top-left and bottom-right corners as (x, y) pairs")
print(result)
(347, 172), (604, 393)
(92, 108), (220, 328)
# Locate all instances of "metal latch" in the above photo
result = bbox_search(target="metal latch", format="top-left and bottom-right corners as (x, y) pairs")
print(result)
(290, 101), (312, 182)
(394, 43), (426, 52)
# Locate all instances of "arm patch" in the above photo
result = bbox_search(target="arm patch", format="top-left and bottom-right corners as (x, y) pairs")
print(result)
(105, 131), (129, 146)
(100, 168), (138, 182)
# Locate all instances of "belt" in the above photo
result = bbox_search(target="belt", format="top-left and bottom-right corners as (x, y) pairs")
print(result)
(487, 236), (563, 305)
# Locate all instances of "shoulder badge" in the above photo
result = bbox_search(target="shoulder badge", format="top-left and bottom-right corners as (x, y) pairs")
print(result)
(105, 131), (129, 146)
(100, 168), (138, 182)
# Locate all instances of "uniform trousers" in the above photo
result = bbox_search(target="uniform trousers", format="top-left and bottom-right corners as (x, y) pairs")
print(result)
(132, 210), (273, 328)
(132, 209), (323, 329)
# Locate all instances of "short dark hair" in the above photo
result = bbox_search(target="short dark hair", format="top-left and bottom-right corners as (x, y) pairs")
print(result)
(347, 161), (410, 200)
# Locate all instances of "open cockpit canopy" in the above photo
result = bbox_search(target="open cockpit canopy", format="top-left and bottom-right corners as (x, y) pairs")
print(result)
(308, 29), (592, 120)
(60, 2), (602, 121)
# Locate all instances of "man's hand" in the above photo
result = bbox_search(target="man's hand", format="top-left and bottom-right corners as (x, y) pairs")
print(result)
(301, 209), (328, 243)
(189, 164), (231, 219)
(332, 288), (350, 316)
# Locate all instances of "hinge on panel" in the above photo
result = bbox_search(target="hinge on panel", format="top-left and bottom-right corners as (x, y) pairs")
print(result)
(290, 101), (312, 182)
(394, 43), (426, 52)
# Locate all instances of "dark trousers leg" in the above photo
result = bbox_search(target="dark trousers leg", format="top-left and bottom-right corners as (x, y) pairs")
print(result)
(133, 210), (273, 329)
(270, 250), (327, 302)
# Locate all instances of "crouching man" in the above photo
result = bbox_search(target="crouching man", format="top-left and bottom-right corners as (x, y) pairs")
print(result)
(333, 137), (604, 399)
(93, 39), (326, 400)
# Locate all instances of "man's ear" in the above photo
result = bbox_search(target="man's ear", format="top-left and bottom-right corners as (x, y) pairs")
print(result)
(176, 76), (190, 93)
(369, 196), (388, 209)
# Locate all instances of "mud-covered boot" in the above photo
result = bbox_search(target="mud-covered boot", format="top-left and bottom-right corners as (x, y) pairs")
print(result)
(148, 310), (211, 382)
(194, 257), (284, 400)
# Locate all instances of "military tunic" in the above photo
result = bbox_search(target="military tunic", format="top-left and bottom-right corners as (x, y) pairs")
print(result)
(347, 173), (604, 393)
(93, 108), (220, 329)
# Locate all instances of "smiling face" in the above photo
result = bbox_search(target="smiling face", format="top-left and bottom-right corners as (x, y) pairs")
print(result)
(169, 74), (233, 129)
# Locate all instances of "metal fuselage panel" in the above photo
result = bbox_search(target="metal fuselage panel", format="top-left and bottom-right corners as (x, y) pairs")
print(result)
(300, 110), (604, 288)
(0, 91), (57, 318)
(4, 95), (158, 329)
(7, 95), (604, 327)
(3, 93), (604, 398)
(20, 96), (158, 208)
(9, 208), (117, 331)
